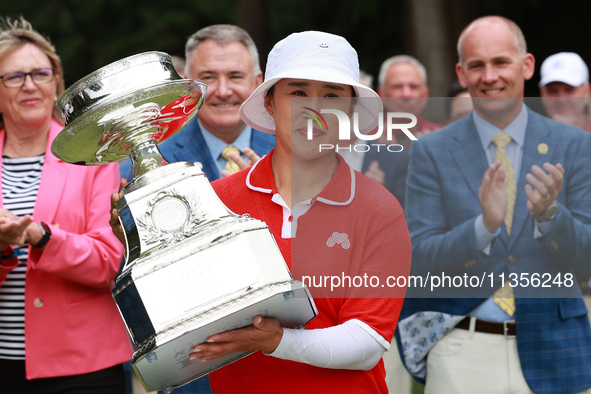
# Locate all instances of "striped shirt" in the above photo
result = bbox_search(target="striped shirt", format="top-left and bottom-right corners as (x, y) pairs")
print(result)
(0, 154), (44, 360)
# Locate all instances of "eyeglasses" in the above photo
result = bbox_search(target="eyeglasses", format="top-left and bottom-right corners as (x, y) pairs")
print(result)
(0, 68), (55, 88)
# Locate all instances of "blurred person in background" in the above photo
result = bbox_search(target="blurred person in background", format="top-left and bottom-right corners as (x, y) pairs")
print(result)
(539, 51), (591, 325)
(377, 55), (442, 147)
(539, 52), (591, 132)
(337, 68), (409, 209)
(0, 16), (131, 394)
(446, 80), (473, 124)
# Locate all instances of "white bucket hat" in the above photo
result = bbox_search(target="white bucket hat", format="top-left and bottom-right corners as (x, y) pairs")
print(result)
(239, 31), (382, 134)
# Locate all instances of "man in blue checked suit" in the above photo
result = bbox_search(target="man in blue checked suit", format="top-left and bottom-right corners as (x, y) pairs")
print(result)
(119, 25), (273, 394)
(396, 16), (591, 394)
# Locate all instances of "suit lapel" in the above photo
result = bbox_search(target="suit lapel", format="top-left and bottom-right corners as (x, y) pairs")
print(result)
(451, 118), (489, 202)
(508, 110), (552, 249)
(175, 121), (221, 180)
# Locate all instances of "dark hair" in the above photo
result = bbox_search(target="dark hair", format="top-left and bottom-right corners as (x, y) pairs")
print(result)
(446, 80), (468, 99)
(266, 82), (358, 99)
(445, 80), (469, 118)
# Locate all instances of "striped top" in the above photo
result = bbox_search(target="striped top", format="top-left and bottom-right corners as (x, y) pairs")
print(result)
(0, 154), (44, 360)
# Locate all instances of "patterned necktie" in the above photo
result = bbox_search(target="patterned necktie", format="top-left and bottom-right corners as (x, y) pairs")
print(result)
(491, 131), (516, 316)
(494, 280), (515, 317)
(492, 131), (516, 236)
(221, 145), (241, 174)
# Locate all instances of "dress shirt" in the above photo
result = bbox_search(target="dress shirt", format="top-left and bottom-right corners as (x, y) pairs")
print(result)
(199, 120), (252, 172)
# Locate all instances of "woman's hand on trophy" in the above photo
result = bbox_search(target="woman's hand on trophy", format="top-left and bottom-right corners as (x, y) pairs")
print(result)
(109, 178), (128, 247)
(189, 315), (283, 362)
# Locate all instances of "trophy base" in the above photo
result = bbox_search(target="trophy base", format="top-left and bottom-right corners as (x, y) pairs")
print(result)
(131, 281), (315, 392)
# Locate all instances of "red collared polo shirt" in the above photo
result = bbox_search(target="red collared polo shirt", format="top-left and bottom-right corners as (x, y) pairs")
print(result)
(209, 149), (411, 394)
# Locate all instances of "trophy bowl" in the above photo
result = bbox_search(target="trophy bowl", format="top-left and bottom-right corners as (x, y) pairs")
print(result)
(51, 51), (206, 178)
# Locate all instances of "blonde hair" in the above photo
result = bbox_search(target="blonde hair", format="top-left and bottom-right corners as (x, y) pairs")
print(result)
(0, 16), (64, 127)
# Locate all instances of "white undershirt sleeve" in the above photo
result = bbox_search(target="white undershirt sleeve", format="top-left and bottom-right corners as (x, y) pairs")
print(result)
(267, 319), (386, 371)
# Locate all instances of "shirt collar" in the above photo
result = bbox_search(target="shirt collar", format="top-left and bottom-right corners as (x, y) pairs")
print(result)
(316, 154), (355, 206)
(245, 150), (355, 206)
(473, 104), (528, 149)
(199, 119), (252, 159)
(246, 149), (277, 194)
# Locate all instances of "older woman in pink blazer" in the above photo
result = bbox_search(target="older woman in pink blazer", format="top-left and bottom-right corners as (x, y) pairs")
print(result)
(0, 17), (131, 393)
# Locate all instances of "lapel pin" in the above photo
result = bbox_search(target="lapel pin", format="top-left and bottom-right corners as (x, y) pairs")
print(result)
(538, 143), (548, 154)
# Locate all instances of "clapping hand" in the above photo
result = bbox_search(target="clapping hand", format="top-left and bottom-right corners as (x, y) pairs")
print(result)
(525, 162), (564, 217)
(221, 147), (262, 177)
(0, 209), (33, 250)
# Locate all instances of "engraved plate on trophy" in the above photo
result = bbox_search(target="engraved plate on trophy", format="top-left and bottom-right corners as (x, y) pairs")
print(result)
(51, 52), (317, 393)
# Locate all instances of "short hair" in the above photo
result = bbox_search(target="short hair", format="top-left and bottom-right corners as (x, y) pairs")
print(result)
(0, 16), (64, 127)
(378, 55), (427, 88)
(447, 80), (468, 98)
(457, 16), (527, 65)
(185, 24), (261, 76)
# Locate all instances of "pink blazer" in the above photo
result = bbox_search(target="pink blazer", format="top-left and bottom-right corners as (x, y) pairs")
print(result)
(0, 118), (132, 379)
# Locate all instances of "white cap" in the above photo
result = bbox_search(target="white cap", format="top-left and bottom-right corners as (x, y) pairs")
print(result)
(239, 31), (381, 134)
(539, 52), (589, 88)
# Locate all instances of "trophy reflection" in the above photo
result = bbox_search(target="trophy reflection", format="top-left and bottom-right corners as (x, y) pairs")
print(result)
(51, 52), (316, 393)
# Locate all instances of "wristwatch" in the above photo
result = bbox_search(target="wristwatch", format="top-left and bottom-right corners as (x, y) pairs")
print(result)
(33, 222), (52, 249)
(535, 201), (558, 223)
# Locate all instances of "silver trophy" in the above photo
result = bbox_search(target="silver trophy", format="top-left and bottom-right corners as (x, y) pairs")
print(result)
(51, 52), (317, 392)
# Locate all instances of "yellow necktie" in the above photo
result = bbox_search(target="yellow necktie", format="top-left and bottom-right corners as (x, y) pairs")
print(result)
(492, 131), (516, 236)
(221, 145), (241, 174)
(491, 131), (516, 316)
(494, 280), (515, 317)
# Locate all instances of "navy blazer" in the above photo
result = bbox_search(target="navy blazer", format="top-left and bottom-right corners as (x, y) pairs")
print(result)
(119, 118), (275, 181)
(398, 108), (591, 394)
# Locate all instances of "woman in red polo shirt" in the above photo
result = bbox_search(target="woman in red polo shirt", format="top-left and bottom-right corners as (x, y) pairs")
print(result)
(110, 30), (411, 393)
(191, 31), (411, 393)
